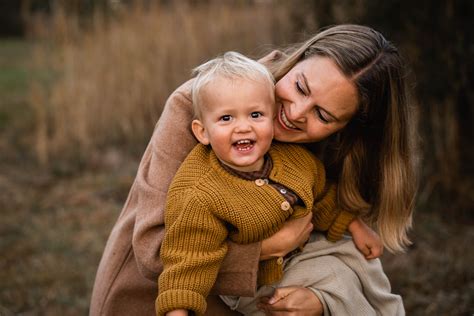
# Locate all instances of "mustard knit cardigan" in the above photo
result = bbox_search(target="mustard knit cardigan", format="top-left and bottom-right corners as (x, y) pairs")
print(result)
(156, 142), (356, 316)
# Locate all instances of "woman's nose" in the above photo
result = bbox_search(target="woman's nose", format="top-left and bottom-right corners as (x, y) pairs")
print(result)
(289, 102), (308, 123)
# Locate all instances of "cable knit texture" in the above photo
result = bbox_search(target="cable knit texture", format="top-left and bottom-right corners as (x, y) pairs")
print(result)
(156, 142), (356, 316)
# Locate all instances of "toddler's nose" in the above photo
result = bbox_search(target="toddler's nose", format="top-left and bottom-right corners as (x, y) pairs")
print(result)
(235, 120), (252, 133)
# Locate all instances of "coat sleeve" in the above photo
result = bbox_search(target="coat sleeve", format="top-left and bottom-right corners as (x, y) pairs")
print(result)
(130, 79), (260, 296)
(157, 195), (229, 316)
(310, 159), (358, 242)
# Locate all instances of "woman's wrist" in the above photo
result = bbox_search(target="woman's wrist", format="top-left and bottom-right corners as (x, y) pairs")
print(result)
(260, 239), (286, 261)
(260, 213), (313, 261)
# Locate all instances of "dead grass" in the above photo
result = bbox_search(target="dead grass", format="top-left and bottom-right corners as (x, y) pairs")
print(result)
(28, 2), (295, 165)
(0, 150), (138, 315)
(383, 211), (474, 315)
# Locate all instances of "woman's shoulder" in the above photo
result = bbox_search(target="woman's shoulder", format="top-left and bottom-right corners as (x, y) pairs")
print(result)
(165, 78), (194, 107)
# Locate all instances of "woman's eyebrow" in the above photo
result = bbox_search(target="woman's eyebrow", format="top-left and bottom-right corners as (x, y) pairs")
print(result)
(302, 73), (311, 95)
(302, 73), (341, 122)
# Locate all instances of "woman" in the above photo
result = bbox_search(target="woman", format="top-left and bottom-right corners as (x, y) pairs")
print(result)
(90, 24), (416, 315)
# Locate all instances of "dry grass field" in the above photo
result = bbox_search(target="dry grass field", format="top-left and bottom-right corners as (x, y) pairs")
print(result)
(1, 2), (472, 315)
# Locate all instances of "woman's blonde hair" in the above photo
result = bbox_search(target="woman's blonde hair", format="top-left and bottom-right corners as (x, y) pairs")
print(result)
(270, 24), (418, 252)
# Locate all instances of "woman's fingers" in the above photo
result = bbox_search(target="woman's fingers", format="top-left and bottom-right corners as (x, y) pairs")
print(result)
(258, 286), (323, 315)
(258, 287), (296, 313)
(267, 287), (295, 305)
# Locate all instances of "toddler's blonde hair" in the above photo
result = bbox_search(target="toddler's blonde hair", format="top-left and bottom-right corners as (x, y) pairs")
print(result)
(191, 51), (274, 119)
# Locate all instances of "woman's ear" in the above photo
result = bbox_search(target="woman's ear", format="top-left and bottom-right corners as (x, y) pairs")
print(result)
(191, 119), (210, 145)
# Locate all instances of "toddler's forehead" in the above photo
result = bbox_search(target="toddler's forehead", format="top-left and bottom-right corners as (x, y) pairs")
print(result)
(210, 75), (272, 87)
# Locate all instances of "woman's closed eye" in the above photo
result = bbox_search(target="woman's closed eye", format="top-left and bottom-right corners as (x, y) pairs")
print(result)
(296, 80), (307, 96)
(315, 107), (330, 124)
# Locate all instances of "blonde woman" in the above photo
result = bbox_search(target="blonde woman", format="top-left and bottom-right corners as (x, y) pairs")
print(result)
(90, 24), (416, 316)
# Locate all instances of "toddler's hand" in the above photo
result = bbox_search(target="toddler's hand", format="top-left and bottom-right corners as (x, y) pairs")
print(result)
(165, 309), (188, 316)
(348, 218), (383, 259)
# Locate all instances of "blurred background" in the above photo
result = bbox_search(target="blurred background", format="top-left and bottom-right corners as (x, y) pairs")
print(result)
(0, 0), (472, 315)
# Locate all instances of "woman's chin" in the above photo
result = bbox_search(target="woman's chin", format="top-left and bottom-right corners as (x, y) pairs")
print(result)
(274, 124), (298, 142)
(274, 131), (294, 143)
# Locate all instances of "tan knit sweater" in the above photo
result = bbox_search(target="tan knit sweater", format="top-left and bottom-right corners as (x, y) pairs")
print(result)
(156, 142), (356, 316)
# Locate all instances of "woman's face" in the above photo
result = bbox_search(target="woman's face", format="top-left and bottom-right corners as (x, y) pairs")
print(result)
(273, 56), (359, 143)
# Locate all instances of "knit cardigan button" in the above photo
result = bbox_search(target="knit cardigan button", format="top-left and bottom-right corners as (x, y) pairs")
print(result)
(280, 201), (291, 211)
(277, 257), (284, 265)
(255, 179), (265, 186)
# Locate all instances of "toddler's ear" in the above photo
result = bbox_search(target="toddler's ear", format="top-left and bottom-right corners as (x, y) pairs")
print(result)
(191, 119), (210, 145)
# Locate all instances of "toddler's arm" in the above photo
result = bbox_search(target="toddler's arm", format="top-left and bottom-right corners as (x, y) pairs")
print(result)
(348, 217), (383, 259)
(165, 309), (188, 316)
(157, 196), (228, 316)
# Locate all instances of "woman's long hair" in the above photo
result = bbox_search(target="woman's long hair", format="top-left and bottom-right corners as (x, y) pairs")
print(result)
(269, 24), (418, 252)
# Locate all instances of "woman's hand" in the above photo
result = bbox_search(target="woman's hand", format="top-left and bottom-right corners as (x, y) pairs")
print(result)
(260, 213), (313, 260)
(257, 286), (323, 316)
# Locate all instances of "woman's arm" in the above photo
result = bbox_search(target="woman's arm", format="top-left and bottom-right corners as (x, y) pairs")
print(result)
(131, 79), (198, 279)
(260, 212), (313, 260)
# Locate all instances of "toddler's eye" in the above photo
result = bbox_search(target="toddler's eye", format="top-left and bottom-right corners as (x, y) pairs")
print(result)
(251, 112), (262, 118)
(220, 115), (232, 121)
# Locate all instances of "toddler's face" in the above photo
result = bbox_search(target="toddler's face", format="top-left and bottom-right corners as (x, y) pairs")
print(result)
(193, 77), (275, 172)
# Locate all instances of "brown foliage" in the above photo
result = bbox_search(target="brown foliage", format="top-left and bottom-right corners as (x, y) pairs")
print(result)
(28, 2), (296, 165)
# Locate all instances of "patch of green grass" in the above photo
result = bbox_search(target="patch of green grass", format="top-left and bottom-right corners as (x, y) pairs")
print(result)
(0, 39), (37, 150)
(0, 67), (28, 96)
(0, 39), (32, 99)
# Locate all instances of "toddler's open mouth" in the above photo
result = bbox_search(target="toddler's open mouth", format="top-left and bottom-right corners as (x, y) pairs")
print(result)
(233, 139), (255, 151)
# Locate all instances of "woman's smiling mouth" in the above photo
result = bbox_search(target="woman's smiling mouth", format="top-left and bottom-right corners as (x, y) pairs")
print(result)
(279, 106), (298, 130)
